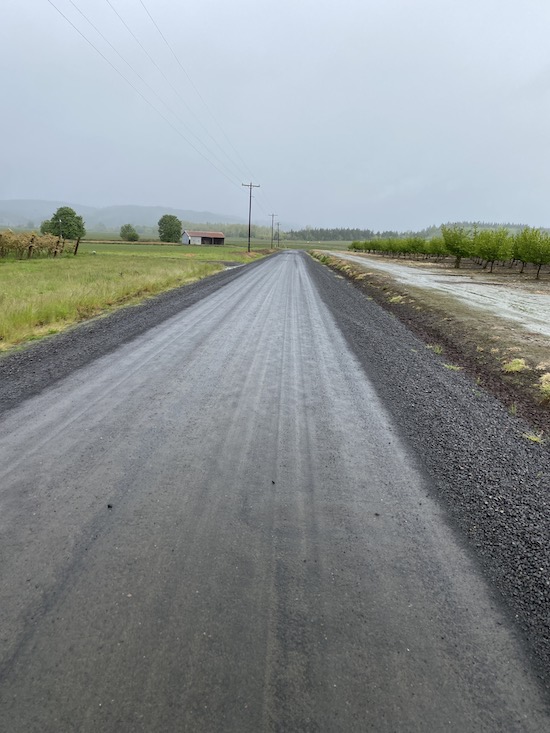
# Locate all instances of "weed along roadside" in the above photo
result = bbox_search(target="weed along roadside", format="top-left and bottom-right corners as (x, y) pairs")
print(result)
(311, 251), (550, 435)
(0, 243), (269, 353)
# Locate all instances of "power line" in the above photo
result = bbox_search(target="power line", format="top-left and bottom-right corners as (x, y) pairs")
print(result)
(67, 0), (242, 185)
(47, 0), (278, 222)
(135, 0), (272, 205)
(120, 0), (278, 217)
(104, 0), (247, 185)
(255, 191), (276, 220)
(46, 0), (242, 187)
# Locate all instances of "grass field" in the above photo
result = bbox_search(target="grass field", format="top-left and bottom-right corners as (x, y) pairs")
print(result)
(81, 235), (353, 251)
(79, 241), (269, 260)
(0, 242), (267, 351)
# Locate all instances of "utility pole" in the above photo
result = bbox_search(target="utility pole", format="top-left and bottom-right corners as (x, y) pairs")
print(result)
(276, 221), (280, 249)
(242, 182), (260, 253)
(269, 213), (277, 249)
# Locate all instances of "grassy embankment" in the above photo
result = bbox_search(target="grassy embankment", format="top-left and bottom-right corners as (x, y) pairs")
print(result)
(0, 241), (266, 352)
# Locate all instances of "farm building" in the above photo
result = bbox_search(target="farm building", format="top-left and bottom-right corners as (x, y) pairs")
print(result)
(182, 230), (225, 245)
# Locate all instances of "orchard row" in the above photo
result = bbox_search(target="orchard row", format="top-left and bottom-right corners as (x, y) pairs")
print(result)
(350, 225), (550, 278)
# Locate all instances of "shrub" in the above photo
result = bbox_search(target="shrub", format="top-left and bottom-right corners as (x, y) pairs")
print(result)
(120, 224), (140, 242)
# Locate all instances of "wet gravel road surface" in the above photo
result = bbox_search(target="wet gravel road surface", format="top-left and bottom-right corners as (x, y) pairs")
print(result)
(1, 251), (550, 731)
(333, 250), (550, 338)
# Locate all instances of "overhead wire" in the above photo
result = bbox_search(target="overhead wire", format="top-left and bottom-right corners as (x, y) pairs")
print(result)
(45, 0), (242, 188)
(104, 0), (246, 187)
(46, 0), (277, 226)
(136, 0), (260, 186)
(65, 0), (243, 185)
(134, 0), (277, 220)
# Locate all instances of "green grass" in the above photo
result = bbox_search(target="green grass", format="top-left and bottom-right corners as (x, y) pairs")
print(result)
(0, 243), (267, 350)
(502, 358), (528, 373)
(80, 233), (352, 251)
(80, 241), (268, 261)
(522, 431), (545, 444)
(539, 373), (550, 401)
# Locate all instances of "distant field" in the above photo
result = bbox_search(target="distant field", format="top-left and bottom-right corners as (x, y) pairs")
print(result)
(80, 241), (269, 261)
(82, 234), (354, 251)
(84, 233), (277, 248)
(0, 243), (267, 351)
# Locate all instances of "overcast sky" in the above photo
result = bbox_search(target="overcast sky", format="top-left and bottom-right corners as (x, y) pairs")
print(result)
(2, 0), (550, 230)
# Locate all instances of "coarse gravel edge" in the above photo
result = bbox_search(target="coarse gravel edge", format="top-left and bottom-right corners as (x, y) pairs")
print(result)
(312, 250), (550, 434)
(305, 251), (550, 688)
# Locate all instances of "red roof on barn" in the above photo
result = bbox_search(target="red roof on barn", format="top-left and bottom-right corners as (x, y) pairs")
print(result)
(185, 231), (225, 238)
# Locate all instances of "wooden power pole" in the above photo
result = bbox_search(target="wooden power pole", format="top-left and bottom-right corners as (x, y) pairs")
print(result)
(269, 213), (277, 249)
(242, 182), (260, 253)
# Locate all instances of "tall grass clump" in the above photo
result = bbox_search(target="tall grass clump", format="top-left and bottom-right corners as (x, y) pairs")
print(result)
(539, 373), (550, 402)
(502, 358), (528, 373)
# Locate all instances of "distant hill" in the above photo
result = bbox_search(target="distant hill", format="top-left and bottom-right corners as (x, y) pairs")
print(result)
(0, 200), (246, 231)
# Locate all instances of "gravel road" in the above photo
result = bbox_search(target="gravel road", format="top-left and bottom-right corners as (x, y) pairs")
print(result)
(1, 251), (550, 731)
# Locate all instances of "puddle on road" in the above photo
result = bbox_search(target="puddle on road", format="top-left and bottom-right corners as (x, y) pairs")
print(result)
(334, 253), (550, 339)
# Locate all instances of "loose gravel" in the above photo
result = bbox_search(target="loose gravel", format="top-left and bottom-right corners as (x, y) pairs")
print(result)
(306, 253), (550, 684)
(0, 258), (267, 414)
(2, 250), (550, 685)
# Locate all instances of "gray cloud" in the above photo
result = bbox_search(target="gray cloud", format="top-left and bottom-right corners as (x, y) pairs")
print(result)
(2, 0), (550, 230)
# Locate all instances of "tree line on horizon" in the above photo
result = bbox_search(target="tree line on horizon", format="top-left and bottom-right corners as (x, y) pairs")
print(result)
(7, 207), (550, 247)
(285, 227), (378, 241)
(285, 221), (549, 242)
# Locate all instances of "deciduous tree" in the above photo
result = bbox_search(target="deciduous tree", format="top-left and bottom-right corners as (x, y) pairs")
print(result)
(158, 215), (182, 243)
(441, 224), (472, 268)
(476, 228), (511, 272)
(514, 227), (550, 278)
(120, 224), (140, 242)
(41, 207), (86, 241)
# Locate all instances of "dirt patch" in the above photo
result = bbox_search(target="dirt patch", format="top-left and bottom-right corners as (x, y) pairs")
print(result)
(335, 251), (550, 337)
(312, 252), (550, 434)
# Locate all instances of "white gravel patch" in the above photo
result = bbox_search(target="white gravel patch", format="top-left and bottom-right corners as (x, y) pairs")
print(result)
(332, 252), (550, 339)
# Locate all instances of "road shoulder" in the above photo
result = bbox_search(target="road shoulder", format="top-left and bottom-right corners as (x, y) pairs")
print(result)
(306, 251), (550, 687)
(313, 250), (550, 434)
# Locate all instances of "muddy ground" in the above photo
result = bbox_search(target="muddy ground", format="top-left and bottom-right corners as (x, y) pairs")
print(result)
(313, 251), (550, 436)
